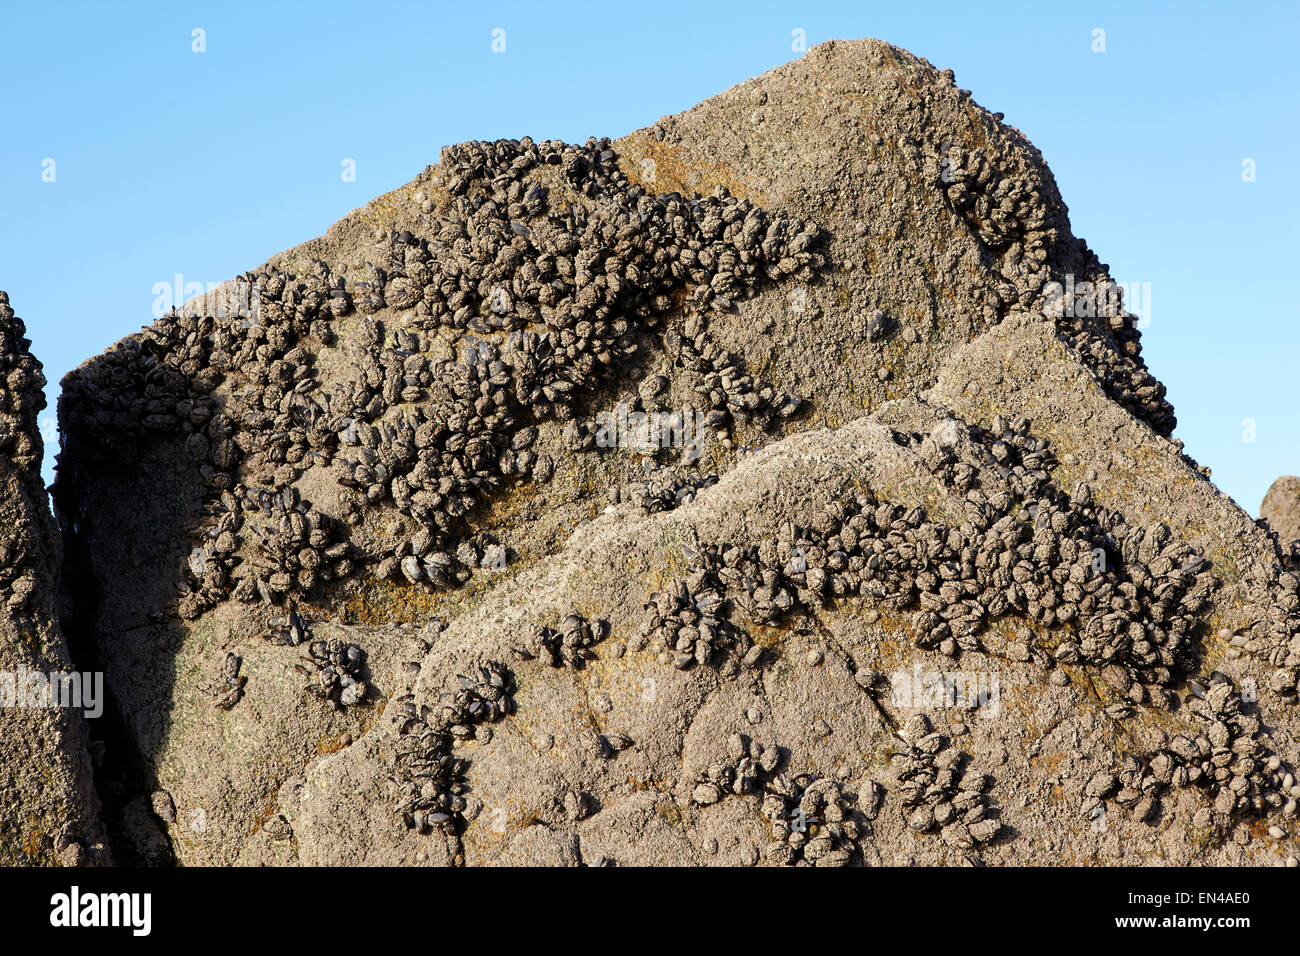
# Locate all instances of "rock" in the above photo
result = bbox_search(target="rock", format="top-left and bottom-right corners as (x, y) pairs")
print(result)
(1262, 476), (1300, 544)
(0, 292), (107, 865)
(20, 38), (1300, 871)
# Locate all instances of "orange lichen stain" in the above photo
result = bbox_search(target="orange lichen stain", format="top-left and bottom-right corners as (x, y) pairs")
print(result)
(865, 629), (913, 671)
(863, 243), (881, 275)
(476, 481), (541, 534)
(314, 729), (356, 757)
(248, 794), (282, 836)
(22, 816), (46, 861)
(329, 582), (448, 626)
(620, 133), (769, 206)
(1032, 751), (1067, 790)
(625, 775), (665, 792)
(1243, 817), (1274, 842)
(657, 802), (684, 828)
(744, 621), (791, 654)
(329, 544), (537, 626)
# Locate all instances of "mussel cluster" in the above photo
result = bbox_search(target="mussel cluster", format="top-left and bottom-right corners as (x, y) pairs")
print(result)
(392, 661), (517, 836)
(893, 714), (1001, 848)
(666, 415), (1216, 704)
(513, 613), (608, 670)
(296, 638), (367, 709)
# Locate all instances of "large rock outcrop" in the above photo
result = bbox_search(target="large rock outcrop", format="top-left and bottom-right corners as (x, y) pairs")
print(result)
(0, 292), (107, 865)
(44, 38), (1299, 867)
(1262, 477), (1300, 546)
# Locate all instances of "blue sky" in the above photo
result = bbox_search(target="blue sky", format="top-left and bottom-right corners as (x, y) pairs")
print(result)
(1, 1), (1295, 515)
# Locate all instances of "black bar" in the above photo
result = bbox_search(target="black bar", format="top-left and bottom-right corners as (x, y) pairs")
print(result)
(0, 865), (1281, 942)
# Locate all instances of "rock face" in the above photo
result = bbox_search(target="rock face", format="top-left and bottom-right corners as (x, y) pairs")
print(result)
(1262, 477), (1300, 546)
(0, 292), (107, 865)
(32, 38), (1300, 867)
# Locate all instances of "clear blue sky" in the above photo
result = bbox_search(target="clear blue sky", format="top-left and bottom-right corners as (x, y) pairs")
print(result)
(1, 1), (1295, 515)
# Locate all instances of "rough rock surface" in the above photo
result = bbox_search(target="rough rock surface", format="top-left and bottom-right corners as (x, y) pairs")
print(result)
(1262, 477), (1300, 546)
(0, 292), (107, 865)
(28, 38), (1300, 867)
